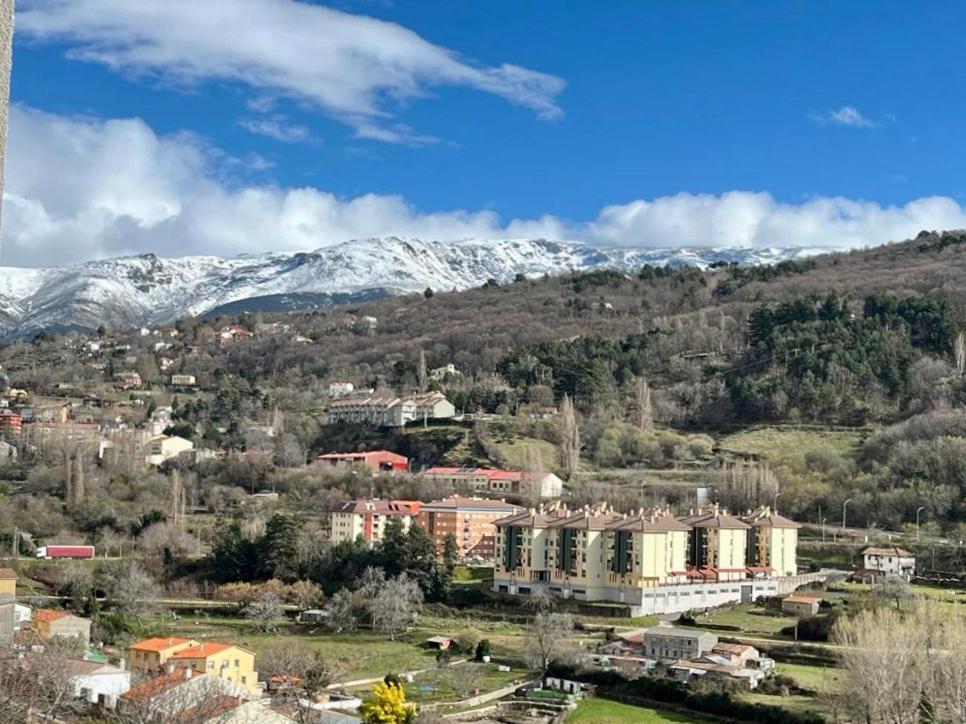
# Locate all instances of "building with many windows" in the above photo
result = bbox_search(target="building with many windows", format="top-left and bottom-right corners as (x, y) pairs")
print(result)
(493, 503), (806, 615)
(328, 499), (421, 545)
(417, 496), (520, 559)
(422, 466), (563, 501)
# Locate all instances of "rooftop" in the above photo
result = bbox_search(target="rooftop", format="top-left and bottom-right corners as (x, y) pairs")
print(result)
(170, 641), (249, 659)
(129, 636), (194, 652)
(862, 546), (914, 557)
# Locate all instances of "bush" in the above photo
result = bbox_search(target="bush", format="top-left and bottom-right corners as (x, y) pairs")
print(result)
(475, 639), (492, 661)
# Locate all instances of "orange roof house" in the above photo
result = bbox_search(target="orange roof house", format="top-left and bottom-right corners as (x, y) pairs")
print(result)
(129, 637), (197, 671)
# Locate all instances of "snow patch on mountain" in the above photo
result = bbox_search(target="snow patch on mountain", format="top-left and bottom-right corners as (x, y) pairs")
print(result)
(0, 237), (820, 337)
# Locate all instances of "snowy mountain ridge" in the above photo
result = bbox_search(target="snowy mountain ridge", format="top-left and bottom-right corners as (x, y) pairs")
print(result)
(0, 237), (820, 337)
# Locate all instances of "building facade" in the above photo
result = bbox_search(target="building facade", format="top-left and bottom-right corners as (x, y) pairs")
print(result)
(422, 466), (563, 500)
(328, 499), (421, 545)
(327, 391), (455, 427)
(861, 546), (916, 580)
(493, 504), (804, 615)
(316, 450), (409, 473)
(417, 496), (520, 559)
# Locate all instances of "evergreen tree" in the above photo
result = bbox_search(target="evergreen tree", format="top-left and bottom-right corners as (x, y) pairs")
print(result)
(261, 513), (300, 581)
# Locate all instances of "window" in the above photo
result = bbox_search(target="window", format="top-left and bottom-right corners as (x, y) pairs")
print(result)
(234, 659), (240, 667)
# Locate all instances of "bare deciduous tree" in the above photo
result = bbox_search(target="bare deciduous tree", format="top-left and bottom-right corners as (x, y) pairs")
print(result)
(524, 612), (574, 673)
(367, 573), (422, 641)
(243, 589), (285, 632)
(633, 375), (653, 430)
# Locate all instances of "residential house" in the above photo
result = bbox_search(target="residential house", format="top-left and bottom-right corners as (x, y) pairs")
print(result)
(418, 497), (521, 559)
(639, 625), (718, 661)
(422, 466), (563, 500)
(129, 637), (197, 670)
(33, 609), (92, 646)
(0, 567), (15, 597)
(669, 658), (765, 689)
(329, 499), (421, 546)
(316, 450), (409, 473)
(167, 641), (259, 690)
(145, 435), (195, 466)
(216, 326), (254, 346)
(861, 547), (916, 580)
(66, 658), (131, 708)
(170, 374), (197, 387)
(115, 371), (143, 390)
(120, 669), (259, 721)
(781, 595), (822, 617)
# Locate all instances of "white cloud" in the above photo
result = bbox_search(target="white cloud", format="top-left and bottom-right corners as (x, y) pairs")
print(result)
(6, 105), (966, 267)
(17, 0), (565, 142)
(238, 117), (311, 143)
(811, 105), (877, 128)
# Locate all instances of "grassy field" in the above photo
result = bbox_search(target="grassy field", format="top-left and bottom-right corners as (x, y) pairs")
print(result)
(718, 427), (865, 465)
(491, 435), (560, 472)
(776, 662), (842, 693)
(566, 698), (706, 723)
(691, 603), (798, 636)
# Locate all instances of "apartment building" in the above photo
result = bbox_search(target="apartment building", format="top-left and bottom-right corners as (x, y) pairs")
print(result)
(418, 496), (520, 559)
(493, 503), (804, 615)
(327, 391), (455, 427)
(742, 506), (800, 577)
(422, 466), (563, 500)
(328, 499), (421, 545)
(680, 507), (751, 582)
(0, 408), (21, 438)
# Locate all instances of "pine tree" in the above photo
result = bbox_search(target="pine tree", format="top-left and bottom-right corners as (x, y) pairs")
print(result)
(261, 513), (300, 581)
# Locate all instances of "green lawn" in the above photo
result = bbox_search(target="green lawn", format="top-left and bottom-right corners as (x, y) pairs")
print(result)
(776, 662), (842, 694)
(566, 698), (706, 723)
(692, 603), (797, 636)
(718, 427), (864, 465)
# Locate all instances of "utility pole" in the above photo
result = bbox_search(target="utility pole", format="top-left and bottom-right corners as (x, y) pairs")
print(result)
(842, 498), (853, 533)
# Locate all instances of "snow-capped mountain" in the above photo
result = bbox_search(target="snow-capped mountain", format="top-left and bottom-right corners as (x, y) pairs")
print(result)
(0, 237), (818, 337)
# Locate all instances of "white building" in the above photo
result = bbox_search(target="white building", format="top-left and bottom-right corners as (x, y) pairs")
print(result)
(145, 435), (194, 466)
(861, 546), (916, 580)
(327, 391), (455, 427)
(67, 659), (131, 708)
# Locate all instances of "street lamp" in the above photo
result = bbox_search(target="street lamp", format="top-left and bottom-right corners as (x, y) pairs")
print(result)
(915, 506), (926, 542)
(773, 492), (780, 513)
(842, 499), (853, 532)
(821, 518), (827, 544)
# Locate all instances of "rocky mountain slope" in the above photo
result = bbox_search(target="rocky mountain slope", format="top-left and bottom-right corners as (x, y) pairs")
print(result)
(0, 237), (815, 336)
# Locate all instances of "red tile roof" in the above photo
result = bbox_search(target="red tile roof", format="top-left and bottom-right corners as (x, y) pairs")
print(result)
(122, 668), (203, 701)
(0, 568), (16, 579)
(34, 609), (68, 623)
(129, 636), (194, 652)
(169, 641), (245, 659)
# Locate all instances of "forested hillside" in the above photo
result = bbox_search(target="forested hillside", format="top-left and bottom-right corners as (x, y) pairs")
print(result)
(4, 230), (966, 545)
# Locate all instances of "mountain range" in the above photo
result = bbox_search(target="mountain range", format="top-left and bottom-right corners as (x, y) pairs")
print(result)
(0, 237), (820, 337)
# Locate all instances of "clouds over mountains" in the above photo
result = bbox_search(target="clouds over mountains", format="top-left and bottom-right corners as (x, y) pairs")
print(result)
(7, 104), (966, 267)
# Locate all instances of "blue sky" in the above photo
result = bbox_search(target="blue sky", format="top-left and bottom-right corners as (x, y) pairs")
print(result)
(8, 0), (966, 266)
